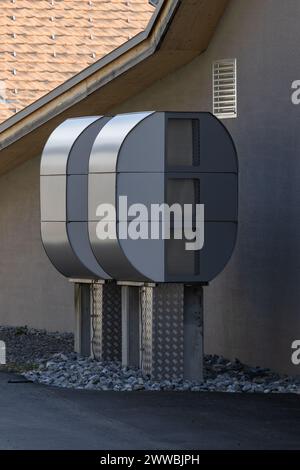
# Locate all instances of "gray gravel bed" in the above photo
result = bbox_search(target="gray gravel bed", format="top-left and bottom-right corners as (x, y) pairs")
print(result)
(1, 326), (299, 393)
(0, 325), (73, 370)
(23, 353), (300, 393)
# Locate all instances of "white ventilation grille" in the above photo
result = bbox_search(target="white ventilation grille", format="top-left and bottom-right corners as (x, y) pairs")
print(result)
(213, 59), (237, 119)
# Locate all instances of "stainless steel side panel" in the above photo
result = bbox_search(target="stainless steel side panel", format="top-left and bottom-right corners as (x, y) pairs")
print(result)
(41, 116), (112, 280)
(88, 113), (155, 281)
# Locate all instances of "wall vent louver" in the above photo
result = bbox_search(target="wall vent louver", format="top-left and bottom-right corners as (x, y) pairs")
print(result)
(213, 59), (237, 119)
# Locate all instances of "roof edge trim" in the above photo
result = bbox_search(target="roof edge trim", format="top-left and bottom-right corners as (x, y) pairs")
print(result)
(0, 0), (179, 137)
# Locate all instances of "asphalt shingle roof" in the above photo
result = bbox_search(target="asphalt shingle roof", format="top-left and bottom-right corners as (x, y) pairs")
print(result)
(0, 0), (154, 123)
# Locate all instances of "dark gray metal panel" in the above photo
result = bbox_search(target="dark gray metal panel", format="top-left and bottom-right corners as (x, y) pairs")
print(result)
(166, 172), (238, 222)
(200, 173), (238, 222)
(162, 112), (238, 283)
(167, 178), (197, 207)
(166, 236), (196, 278)
(165, 112), (201, 172)
(117, 173), (165, 220)
(119, 221), (165, 282)
(67, 116), (111, 175)
(68, 222), (109, 279)
(199, 222), (238, 282)
(67, 175), (87, 222)
(165, 112), (238, 173)
(117, 112), (165, 172)
(89, 221), (147, 281)
(67, 116), (113, 223)
(198, 113), (238, 173)
(167, 118), (195, 167)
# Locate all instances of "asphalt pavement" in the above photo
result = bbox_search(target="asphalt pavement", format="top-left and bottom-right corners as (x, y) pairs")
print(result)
(0, 371), (299, 450)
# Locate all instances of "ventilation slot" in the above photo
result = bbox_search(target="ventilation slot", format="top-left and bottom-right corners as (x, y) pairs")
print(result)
(213, 59), (237, 119)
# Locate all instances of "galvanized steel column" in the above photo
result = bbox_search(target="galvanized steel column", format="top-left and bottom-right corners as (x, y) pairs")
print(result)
(140, 284), (184, 380)
(91, 282), (122, 362)
(140, 284), (204, 381)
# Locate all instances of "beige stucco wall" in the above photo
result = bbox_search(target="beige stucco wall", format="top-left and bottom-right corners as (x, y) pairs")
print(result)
(0, 155), (74, 332)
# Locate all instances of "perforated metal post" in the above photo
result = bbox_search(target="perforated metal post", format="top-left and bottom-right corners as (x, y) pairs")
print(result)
(140, 283), (204, 381)
(91, 282), (122, 362)
(140, 284), (184, 380)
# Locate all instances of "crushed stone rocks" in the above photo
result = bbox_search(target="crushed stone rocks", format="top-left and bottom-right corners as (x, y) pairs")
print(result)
(1, 326), (299, 393)
(0, 325), (73, 371)
(23, 353), (300, 393)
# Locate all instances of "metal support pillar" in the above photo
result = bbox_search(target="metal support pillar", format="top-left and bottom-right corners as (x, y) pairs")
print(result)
(74, 282), (92, 356)
(91, 282), (122, 362)
(140, 284), (184, 380)
(183, 285), (204, 381)
(75, 281), (204, 381)
(140, 283), (204, 381)
(121, 286), (140, 368)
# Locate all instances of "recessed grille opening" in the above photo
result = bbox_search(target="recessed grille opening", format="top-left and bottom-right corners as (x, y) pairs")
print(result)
(213, 59), (237, 119)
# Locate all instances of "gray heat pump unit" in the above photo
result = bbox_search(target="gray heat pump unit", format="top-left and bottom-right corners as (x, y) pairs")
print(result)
(88, 111), (238, 283)
(41, 111), (238, 284)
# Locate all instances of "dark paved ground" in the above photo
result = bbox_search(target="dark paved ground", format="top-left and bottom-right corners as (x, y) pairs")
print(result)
(0, 371), (299, 450)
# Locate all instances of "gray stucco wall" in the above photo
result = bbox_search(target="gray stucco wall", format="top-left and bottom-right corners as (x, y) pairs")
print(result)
(0, 0), (299, 374)
(0, 156), (74, 332)
(111, 0), (300, 375)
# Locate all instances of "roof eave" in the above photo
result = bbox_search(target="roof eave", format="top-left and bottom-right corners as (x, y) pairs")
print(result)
(0, 0), (173, 136)
(0, 0), (229, 175)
